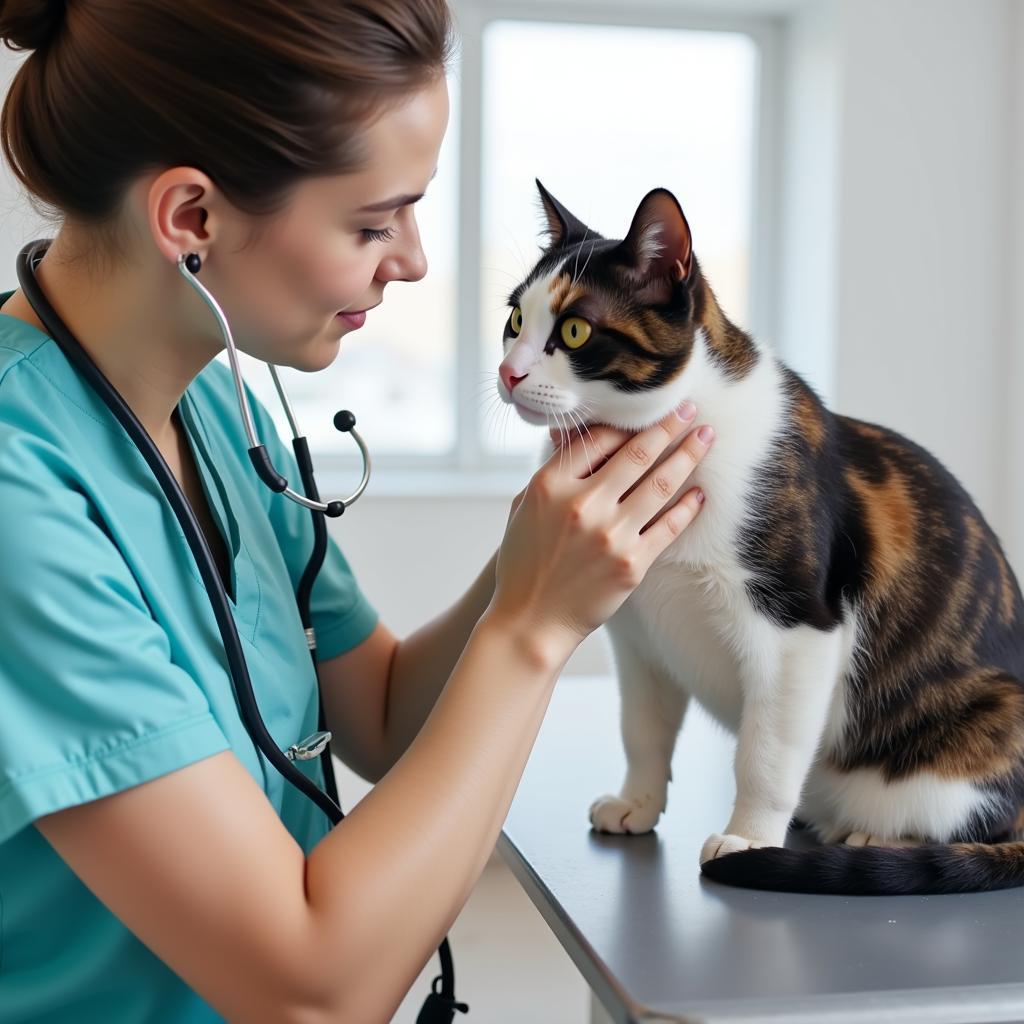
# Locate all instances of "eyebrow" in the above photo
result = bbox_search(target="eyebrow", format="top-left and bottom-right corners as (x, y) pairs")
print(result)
(356, 168), (438, 214)
(357, 193), (425, 213)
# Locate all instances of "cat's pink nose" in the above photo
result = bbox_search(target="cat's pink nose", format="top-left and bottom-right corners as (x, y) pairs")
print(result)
(500, 365), (528, 392)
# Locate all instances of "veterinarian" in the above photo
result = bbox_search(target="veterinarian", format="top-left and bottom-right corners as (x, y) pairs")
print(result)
(0, 1), (713, 1020)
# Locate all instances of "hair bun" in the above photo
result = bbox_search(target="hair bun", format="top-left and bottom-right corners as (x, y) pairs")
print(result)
(0, 0), (65, 52)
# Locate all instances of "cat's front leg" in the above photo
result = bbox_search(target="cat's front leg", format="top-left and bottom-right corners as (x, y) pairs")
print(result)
(700, 623), (844, 863)
(590, 627), (689, 834)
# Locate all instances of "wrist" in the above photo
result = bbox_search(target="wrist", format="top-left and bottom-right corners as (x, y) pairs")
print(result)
(474, 605), (580, 677)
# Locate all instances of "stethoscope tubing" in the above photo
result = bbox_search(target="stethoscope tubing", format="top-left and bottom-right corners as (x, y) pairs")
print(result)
(16, 238), (344, 823)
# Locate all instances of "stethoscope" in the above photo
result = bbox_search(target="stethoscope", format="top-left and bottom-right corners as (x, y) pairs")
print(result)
(16, 239), (467, 1024)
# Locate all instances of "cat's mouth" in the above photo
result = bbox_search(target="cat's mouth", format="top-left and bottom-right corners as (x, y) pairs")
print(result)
(503, 379), (585, 427)
(510, 397), (553, 427)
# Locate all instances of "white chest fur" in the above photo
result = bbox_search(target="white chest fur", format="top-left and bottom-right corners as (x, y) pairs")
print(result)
(611, 566), (748, 729)
(603, 332), (789, 731)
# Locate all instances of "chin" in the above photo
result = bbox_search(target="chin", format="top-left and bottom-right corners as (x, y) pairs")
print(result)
(512, 405), (551, 427)
(502, 395), (559, 427)
(293, 332), (344, 373)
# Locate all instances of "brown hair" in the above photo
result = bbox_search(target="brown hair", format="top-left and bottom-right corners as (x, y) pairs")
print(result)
(0, 0), (455, 253)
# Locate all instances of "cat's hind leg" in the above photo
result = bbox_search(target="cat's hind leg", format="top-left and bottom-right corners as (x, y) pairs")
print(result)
(815, 667), (1024, 849)
(590, 635), (688, 835)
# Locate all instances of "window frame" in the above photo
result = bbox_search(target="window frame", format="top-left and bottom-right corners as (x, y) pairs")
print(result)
(304, 0), (781, 498)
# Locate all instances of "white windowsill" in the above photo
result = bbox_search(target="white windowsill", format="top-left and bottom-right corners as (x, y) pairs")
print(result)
(311, 463), (535, 499)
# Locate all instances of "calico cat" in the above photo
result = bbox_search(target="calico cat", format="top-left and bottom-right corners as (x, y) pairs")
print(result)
(496, 179), (1024, 895)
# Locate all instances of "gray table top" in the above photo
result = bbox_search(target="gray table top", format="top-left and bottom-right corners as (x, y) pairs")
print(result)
(498, 675), (1024, 1024)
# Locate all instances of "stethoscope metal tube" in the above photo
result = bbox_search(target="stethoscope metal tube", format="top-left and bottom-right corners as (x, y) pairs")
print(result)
(15, 238), (466, 1023)
(175, 251), (371, 517)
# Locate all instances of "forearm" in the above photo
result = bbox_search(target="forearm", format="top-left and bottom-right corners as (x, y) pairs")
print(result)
(302, 614), (568, 1021)
(380, 549), (499, 771)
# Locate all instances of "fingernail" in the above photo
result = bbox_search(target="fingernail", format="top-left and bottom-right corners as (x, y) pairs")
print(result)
(697, 425), (714, 444)
(675, 401), (697, 422)
(695, 488), (705, 504)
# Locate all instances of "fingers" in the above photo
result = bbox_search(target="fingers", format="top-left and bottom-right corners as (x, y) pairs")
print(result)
(507, 486), (527, 525)
(590, 402), (699, 498)
(542, 420), (633, 479)
(639, 485), (706, 559)
(620, 422), (714, 528)
(544, 402), (697, 482)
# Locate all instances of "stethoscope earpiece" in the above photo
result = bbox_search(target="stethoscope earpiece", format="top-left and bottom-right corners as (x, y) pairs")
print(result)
(184, 252), (201, 274)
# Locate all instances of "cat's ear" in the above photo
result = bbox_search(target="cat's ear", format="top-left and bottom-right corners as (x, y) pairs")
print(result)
(614, 189), (693, 303)
(535, 179), (595, 249)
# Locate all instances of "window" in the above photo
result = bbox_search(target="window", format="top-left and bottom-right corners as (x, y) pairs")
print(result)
(479, 18), (757, 455)
(226, 3), (766, 489)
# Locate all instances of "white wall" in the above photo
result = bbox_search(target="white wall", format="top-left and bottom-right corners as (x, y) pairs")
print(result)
(832, 0), (1012, 541)
(776, 0), (840, 404)
(1007, 0), (1024, 576)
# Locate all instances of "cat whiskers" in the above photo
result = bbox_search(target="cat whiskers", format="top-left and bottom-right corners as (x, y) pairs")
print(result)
(551, 411), (568, 473)
(503, 225), (532, 282)
(478, 394), (507, 442)
(572, 400), (601, 473)
(565, 407), (595, 477)
(558, 410), (580, 475)
(571, 237), (598, 292)
(474, 374), (498, 399)
(487, 398), (513, 452)
(570, 228), (590, 289)
(501, 401), (514, 452)
(478, 395), (503, 423)
(475, 389), (505, 421)
(477, 373), (520, 452)
(561, 411), (579, 475)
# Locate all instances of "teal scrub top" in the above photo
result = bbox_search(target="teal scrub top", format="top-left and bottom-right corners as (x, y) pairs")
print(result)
(0, 292), (380, 1023)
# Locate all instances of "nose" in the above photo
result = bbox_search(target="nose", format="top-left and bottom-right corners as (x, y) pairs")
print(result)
(500, 364), (528, 392)
(376, 211), (428, 284)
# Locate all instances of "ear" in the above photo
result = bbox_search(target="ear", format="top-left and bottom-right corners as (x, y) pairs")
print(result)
(535, 179), (596, 249)
(613, 189), (693, 303)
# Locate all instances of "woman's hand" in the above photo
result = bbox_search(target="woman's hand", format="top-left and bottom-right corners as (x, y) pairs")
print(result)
(487, 403), (713, 666)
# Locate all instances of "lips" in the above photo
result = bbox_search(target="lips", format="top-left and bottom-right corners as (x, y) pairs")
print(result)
(336, 301), (380, 330)
(337, 310), (366, 329)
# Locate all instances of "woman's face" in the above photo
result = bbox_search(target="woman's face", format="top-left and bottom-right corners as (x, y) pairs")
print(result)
(213, 75), (449, 372)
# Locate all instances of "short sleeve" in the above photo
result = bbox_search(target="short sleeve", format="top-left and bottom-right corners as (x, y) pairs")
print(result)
(245, 383), (379, 661)
(0, 433), (230, 846)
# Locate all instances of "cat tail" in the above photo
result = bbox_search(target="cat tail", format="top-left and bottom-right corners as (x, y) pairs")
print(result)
(699, 841), (1024, 895)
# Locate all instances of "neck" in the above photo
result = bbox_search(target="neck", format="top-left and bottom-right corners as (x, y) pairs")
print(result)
(11, 231), (222, 447)
(663, 293), (783, 479)
(691, 269), (760, 383)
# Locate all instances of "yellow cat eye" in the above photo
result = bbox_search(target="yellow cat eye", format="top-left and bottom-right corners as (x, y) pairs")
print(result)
(561, 317), (592, 349)
(510, 306), (523, 335)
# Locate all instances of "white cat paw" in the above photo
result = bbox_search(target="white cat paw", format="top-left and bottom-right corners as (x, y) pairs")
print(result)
(700, 832), (769, 864)
(589, 793), (663, 834)
(843, 832), (922, 848)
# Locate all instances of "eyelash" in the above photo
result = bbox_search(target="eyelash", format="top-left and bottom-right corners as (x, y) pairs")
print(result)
(362, 226), (397, 243)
